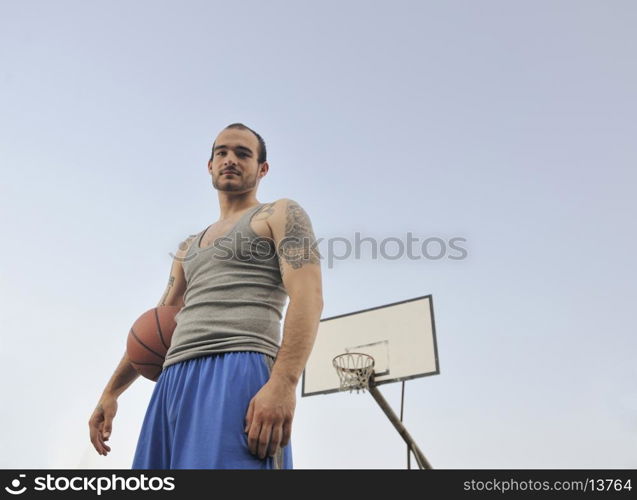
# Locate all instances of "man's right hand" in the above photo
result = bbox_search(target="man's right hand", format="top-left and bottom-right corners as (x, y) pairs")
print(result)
(89, 396), (118, 456)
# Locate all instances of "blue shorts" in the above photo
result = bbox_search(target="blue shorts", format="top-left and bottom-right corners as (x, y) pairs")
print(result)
(131, 351), (293, 469)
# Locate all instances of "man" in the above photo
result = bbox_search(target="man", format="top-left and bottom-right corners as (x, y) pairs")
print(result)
(88, 123), (323, 469)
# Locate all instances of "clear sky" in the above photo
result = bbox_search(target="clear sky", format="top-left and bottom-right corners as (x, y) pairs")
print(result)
(1, 0), (635, 469)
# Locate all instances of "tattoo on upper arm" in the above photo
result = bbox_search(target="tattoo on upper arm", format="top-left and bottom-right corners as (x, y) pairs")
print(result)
(159, 275), (175, 306)
(277, 201), (321, 272)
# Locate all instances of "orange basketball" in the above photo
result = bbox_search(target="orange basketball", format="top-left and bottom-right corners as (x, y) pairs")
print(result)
(127, 305), (181, 381)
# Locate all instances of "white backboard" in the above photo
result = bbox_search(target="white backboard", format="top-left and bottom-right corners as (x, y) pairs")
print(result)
(302, 295), (440, 397)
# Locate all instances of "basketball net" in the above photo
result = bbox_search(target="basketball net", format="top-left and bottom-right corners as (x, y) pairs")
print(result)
(332, 352), (375, 393)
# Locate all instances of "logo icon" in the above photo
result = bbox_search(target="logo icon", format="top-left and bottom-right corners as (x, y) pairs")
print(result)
(4, 474), (27, 495)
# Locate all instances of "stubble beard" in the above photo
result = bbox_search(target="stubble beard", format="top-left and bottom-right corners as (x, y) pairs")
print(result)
(212, 171), (258, 192)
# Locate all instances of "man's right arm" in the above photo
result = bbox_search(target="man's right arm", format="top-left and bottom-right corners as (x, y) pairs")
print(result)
(88, 234), (196, 456)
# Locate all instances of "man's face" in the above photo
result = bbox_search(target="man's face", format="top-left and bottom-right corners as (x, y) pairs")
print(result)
(208, 128), (267, 193)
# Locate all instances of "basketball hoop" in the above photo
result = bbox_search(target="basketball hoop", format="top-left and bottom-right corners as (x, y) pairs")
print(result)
(331, 350), (433, 469)
(332, 352), (375, 393)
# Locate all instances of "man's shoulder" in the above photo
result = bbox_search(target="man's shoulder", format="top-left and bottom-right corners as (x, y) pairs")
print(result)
(251, 199), (294, 237)
(255, 198), (312, 225)
(175, 231), (200, 258)
(260, 198), (309, 214)
(255, 198), (317, 243)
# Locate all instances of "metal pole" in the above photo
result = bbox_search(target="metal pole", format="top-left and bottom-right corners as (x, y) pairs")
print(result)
(400, 381), (411, 470)
(368, 383), (433, 470)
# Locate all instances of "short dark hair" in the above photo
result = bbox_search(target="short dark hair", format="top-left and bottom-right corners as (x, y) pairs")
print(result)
(210, 123), (267, 164)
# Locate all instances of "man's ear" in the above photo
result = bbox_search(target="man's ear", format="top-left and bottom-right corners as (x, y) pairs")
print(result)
(258, 162), (269, 178)
(208, 159), (213, 173)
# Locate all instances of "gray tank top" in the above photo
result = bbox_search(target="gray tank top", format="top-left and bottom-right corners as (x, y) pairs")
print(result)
(163, 203), (288, 369)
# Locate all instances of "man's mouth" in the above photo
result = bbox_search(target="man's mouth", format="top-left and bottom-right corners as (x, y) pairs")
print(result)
(221, 169), (239, 176)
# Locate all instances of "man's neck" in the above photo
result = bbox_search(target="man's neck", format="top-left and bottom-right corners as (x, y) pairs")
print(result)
(216, 192), (260, 220)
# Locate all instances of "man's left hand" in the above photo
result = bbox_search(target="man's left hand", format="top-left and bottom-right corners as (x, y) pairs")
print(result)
(244, 378), (296, 459)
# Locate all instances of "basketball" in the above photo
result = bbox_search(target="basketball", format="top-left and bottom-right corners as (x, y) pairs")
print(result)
(126, 305), (181, 381)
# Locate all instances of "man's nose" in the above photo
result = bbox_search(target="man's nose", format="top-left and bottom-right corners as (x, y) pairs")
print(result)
(223, 155), (237, 166)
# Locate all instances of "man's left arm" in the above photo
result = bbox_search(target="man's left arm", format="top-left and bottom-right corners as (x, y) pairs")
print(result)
(244, 198), (324, 460)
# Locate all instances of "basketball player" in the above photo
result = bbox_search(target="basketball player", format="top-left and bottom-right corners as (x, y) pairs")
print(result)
(88, 123), (323, 469)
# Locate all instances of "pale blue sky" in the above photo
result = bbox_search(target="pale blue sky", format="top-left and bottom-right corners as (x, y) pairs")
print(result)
(1, 0), (635, 468)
